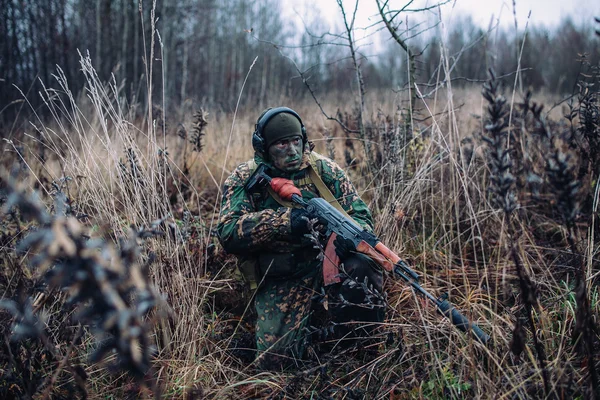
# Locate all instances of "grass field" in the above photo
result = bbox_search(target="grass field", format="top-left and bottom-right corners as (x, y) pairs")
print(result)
(0, 51), (599, 399)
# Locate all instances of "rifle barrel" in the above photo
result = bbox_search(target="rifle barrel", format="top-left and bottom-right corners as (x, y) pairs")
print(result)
(393, 264), (490, 344)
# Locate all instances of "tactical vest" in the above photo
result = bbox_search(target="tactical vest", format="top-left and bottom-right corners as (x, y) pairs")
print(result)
(239, 152), (356, 289)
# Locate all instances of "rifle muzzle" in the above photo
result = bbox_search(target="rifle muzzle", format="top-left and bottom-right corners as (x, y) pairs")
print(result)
(436, 296), (491, 345)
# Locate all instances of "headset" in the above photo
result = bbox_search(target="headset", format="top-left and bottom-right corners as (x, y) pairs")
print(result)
(252, 107), (307, 156)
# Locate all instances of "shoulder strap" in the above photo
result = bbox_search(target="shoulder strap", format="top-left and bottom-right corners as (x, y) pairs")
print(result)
(246, 158), (296, 208)
(308, 153), (359, 227)
(267, 187), (296, 208)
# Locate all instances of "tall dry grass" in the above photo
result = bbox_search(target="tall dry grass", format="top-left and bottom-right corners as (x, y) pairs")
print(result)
(1, 24), (599, 400)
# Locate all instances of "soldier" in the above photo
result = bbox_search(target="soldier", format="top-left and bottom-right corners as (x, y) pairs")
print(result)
(217, 107), (384, 370)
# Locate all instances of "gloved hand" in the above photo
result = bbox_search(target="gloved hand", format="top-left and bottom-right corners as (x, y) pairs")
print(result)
(290, 208), (311, 235)
(333, 235), (356, 260)
(290, 208), (327, 235)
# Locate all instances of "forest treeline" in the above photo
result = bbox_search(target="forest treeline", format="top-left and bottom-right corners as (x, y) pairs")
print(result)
(0, 0), (599, 123)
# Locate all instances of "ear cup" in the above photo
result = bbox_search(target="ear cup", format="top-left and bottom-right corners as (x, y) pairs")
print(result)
(252, 107), (307, 156)
(251, 130), (265, 155)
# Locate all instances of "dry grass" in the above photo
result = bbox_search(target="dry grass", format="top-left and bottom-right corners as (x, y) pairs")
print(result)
(1, 47), (599, 400)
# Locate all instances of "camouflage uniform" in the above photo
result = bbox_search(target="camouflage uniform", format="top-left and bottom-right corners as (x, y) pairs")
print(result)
(217, 144), (384, 370)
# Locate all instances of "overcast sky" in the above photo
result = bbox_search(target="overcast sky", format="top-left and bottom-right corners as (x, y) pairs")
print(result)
(299, 0), (600, 30)
(280, 0), (600, 54)
(442, 0), (599, 28)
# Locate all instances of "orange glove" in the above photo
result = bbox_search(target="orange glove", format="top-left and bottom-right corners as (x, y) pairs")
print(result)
(270, 178), (301, 201)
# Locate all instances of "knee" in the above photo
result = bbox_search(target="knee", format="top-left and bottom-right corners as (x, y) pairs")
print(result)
(341, 254), (383, 291)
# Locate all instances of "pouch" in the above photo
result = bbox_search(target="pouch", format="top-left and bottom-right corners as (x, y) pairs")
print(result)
(258, 252), (297, 279)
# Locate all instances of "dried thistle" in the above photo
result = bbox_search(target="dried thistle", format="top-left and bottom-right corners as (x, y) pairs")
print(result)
(0, 296), (45, 342)
(524, 94), (599, 396)
(152, 104), (167, 132)
(157, 147), (169, 173)
(577, 80), (600, 177)
(386, 112), (402, 167)
(323, 127), (336, 161)
(37, 130), (47, 165)
(336, 109), (358, 169)
(338, 268), (387, 310)
(118, 147), (147, 199)
(1, 180), (170, 395)
(127, 147), (143, 183)
(482, 69), (550, 397)
(190, 109), (208, 153)
(177, 123), (188, 140)
(547, 152), (598, 399)
(481, 70), (518, 214)
(49, 176), (88, 221)
(546, 150), (581, 227)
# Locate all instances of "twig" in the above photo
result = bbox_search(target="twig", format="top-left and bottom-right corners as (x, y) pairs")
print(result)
(40, 325), (85, 400)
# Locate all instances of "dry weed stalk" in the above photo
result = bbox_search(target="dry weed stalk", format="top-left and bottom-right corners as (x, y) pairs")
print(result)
(482, 70), (551, 397)
(520, 89), (599, 398)
(323, 127), (336, 161)
(190, 109), (208, 154)
(0, 179), (170, 398)
(178, 108), (207, 196)
(3, 28), (600, 397)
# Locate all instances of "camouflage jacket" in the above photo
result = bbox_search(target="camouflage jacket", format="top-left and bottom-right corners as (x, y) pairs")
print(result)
(217, 145), (373, 265)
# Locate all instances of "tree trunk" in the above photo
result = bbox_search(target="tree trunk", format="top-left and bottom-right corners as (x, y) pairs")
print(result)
(259, 55), (268, 109)
(133, 0), (140, 85)
(206, 0), (216, 104)
(96, 0), (102, 74)
(59, 0), (70, 85)
(2, 0), (13, 84)
(180, 37), (188, 107)
(27, 4), (40, 84)
(160, 0), (169, 101)
(121, 0), (129, 80)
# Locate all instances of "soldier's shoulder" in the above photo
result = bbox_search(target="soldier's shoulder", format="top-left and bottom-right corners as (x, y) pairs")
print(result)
(225, 159), (255, 186)
(311, 152), (344, 177)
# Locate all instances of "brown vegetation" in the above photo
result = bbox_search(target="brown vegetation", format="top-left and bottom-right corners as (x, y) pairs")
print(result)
(1, 2), (600, 400)
(1, 50), (599, 398)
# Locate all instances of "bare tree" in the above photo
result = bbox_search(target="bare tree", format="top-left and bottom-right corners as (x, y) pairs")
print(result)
(0, 0), (597, 122)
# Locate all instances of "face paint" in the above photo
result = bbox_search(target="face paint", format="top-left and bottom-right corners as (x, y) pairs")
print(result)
(267, 136), (303, 172)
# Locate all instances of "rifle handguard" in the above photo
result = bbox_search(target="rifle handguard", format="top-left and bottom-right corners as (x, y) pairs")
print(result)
(323, 233), (342, 285)
(437, 297), (491, 344)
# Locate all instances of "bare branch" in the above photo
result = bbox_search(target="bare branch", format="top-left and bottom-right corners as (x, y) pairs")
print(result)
(411, 68), (533, 99)
(277, 50), (359, 134)
(376, 0), (418, 112)
(338, 1), (368, 142)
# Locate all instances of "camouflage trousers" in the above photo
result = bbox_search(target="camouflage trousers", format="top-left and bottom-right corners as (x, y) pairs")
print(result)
(254, 253), (385, 370)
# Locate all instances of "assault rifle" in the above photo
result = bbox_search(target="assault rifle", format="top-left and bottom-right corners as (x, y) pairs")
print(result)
(245, 164), (491, 344)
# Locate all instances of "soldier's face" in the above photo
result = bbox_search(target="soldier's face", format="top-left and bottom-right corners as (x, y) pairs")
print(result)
(268, 136), (303, 172)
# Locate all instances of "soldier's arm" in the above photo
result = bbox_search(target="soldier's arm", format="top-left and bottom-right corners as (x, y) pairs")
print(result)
(217, 163), (294, 255)
(317, 158), (374, 232)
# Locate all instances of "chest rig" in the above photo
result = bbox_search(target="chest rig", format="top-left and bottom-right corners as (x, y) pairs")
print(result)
(239, 152), (357, 289)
